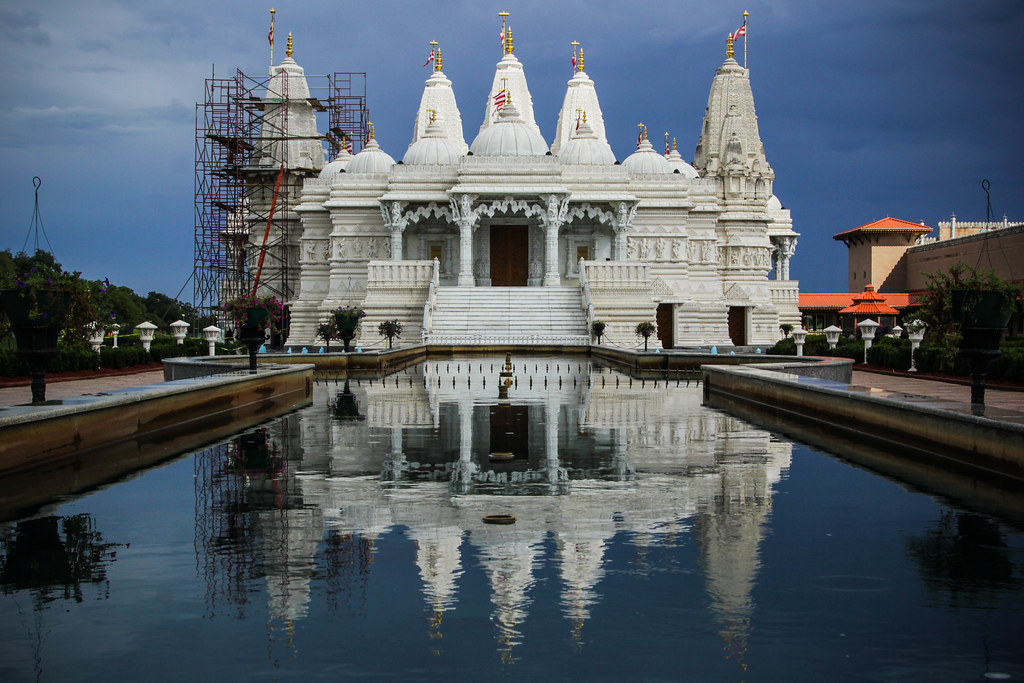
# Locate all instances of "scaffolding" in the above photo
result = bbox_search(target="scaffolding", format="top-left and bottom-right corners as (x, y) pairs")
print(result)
(195, 68), (369, 328)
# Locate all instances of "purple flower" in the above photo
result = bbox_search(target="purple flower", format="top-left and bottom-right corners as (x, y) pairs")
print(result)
(46, 277), (53, 285)
(15, 279), (25, 289)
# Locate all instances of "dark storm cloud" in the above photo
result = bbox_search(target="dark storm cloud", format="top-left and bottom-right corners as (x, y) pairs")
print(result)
(0, 8), (52, 46)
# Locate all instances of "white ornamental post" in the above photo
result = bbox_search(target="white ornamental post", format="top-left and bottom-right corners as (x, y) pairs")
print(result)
(170, 320), (189, 345)
(136, 321), (158, 352)
(87, 322), (105, 354)
(823, 325), (843, 350)
(203, 325), (221, 356)
(792, 326), (808, 357)
(857, 318), (880, 365)
(906, 320), (927, 372)
(110, 323), (121, 348)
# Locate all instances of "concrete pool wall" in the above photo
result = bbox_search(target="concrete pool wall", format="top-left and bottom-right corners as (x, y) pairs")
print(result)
(703, 361), (1024, 484)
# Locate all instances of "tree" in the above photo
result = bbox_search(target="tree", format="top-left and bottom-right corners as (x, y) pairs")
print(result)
(915, 262), (1023, 372)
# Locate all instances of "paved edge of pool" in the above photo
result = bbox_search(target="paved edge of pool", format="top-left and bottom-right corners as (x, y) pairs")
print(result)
(0, 360), (314, 475)
(703, 361), (1024, 484)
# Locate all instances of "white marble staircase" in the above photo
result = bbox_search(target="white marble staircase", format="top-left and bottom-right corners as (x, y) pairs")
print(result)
(426, 286), (589, 345)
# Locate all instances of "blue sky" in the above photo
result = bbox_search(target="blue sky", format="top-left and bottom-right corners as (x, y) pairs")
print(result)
(1, 0), (1021, 301)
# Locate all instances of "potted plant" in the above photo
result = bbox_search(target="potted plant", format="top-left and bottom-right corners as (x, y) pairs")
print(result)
(222, 293), (285, 373)
(0, 250), (97, 403)
(591, 320), (606, 344)
(316, 319), (337, 351)
(332, 305), (365, 352)
(635, 320), (657, 351)
(377, 319), (403, 349)
(779, 323), (794, 338)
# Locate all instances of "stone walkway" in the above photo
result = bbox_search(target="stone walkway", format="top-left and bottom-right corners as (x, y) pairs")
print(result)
(2, 367), (1023, 417)
(851, 370), (1024, 413)
(0, 371), (165, 408)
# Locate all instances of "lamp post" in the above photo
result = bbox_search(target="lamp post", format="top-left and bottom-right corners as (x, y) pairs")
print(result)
(891, 325), (903, 339)
(906, 320), (926, 372)
(857, 318), (880, 365)
(792, 326), (808, 357)
(823, 325), (842, 350)
(136, 321), (157, 352)
(170, 320), (189, 345)
(203, 325), (221, 356)
(110, 323), (120, 348)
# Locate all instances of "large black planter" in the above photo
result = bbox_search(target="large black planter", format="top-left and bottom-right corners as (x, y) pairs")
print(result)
(238, 308), (271, 374)
(335, 318), (359, 353)
(952, 289), (1012, 408)
(1, 289), (70, 404)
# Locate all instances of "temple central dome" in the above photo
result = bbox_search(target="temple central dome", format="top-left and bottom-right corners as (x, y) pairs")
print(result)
(468, 101), (548, 156)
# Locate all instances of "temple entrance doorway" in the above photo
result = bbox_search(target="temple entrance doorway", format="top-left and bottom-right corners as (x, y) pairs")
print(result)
(656, 303), (674, 349)
(489, 225), (529, 286)
(728, 306), (747, 346)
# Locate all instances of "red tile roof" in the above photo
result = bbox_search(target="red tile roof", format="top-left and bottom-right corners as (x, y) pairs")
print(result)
(799, 289), (920, 310)
(833, 217), (933, 240)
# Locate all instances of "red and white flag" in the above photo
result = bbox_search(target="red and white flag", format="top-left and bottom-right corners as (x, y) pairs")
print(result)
(268, 23), (274, 47)
(494, 89), (507, 114)
(499, 27), (506, 48)
(423, 49), (435, 67)
(732, 24), (746, 41)
(571, 51), (577, 71)
(637, 130), (643, 147)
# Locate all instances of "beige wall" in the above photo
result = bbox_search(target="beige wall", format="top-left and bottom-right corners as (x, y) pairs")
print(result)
(906, 226), (1024, 291)
(845, 234), (922, 293)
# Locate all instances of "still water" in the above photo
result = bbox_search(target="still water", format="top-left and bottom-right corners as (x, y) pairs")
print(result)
(1, 356), (1023, 681)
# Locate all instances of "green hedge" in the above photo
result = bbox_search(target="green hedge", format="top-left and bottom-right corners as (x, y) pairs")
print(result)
(0, 336), (241, 377)
(768, 333), (863, 359)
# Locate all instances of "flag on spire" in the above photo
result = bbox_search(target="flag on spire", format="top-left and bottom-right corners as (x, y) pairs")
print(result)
(268, 23), (274, 46)
(423, 48), (435, 67)
(499, 26), (506, 48)
(494, 89), (507, 114)
(732, 24), (746, 41)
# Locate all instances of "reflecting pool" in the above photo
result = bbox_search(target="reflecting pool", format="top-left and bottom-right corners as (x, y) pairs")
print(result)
(2, 355), (1023, 681)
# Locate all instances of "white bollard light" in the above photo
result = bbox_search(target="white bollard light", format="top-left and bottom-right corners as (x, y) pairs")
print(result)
(170, 320), (189, 345)
(857, 318), (880, 364)
(136, 321), (158, 352)
(823, 325), (843, 350)
(87, 322), (105, 354)
(203, 325), (221, 356)
(792, 326), (808, 357)
(906, 320), (927, 372)
(110, 323), (121, 348)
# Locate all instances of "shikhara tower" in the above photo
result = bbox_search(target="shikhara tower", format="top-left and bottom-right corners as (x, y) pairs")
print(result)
(265, 21), (799, 348)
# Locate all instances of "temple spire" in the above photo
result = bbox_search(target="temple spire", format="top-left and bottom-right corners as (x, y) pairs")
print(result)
(286, 32), (293, 59)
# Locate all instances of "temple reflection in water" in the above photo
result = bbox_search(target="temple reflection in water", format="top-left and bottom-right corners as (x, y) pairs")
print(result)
(194, 356), (791, 659)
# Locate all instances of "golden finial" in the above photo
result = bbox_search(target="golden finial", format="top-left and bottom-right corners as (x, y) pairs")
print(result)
(499, 11), (509, 54)
(368, 121), (375, 140)
(436, 48), (443, 72)
(578, 47), (584, 72)
(506, 26), (514, 54)
(286, 32), (293, 58)
(427, 108), (436, 123)
(727, 33), (734, 59)
(672, 137), (677, 151)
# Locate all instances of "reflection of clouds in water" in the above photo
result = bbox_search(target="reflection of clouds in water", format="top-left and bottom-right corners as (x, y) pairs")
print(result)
(199, 357), (792, 660)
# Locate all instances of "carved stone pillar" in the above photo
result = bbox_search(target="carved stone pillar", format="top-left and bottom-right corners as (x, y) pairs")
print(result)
(449, 194), (478, 287)
(542, 194), (569, 286)
(612, 201), (637, 260)
(381, 201), (407, 261)
(771, 235), (797, 280)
